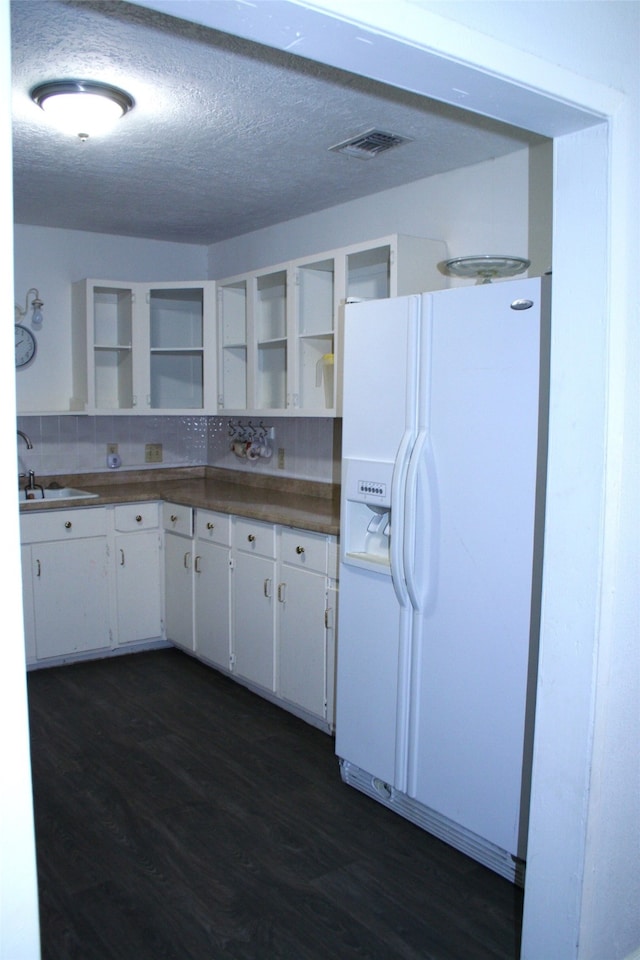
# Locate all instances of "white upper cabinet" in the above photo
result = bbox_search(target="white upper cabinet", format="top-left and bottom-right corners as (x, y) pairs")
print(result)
(216, 234), (446, 418)
(72, 280), (217, 414)
(294, 255), (336, 414)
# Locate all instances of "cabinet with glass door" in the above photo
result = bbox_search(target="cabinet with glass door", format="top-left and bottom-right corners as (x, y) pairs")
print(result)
(218, 278), (248, 412)
(217, 268), (289, 415)
(72, 279), (216, 414)
(255, 269), (288, 411)
(293, 256), (336, 413)
(216, 234), (446, 418)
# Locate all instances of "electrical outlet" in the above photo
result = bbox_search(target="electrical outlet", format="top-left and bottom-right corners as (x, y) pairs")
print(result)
(145, 443), (163, 463)
(107, 443), (118, 455)
(277, 447), (285, 470)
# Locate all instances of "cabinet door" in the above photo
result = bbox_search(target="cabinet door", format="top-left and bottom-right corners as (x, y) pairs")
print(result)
(72, 280), (135, 413)
(342, 235), (446, 301)
(277, 565), (328, 720)
(115, 530), (163, 645)
(232, 551), (276, 691)
(21, 544), (36, 663)
(164, 531), (194, 651)
(147, 282), (216, 413)
(254, 269), (288, 412)
(73, 279), (216, 415)
(325, 583), (338, 730)
(293, 256), (336, 413)
(217, 267), (290, 415)
(218, 278), (248, 412)
(194, 538), (231, 670)
(31, 537), (110, 660)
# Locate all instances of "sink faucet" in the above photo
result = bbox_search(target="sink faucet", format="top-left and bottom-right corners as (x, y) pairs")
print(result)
(23, 469), (44, 500)
(17, 429), (33, 449)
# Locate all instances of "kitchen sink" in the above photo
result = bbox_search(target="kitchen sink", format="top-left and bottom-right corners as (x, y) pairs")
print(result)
(23, 487), (100, 501)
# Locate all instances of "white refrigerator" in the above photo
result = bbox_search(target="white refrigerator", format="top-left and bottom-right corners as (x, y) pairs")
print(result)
(335, 276), (550, 884)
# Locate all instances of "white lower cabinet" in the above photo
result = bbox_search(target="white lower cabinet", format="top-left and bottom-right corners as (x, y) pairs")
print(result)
(277, 563), (327, 718)
(166, 509), (338, 729)
(231, 518), (277, 692)
(194, 510), (232, 671)
(20, 497), (338, 731)
(163, 503), (195, 651)
(276, 528), (338, 726)
(20, 544), (37, 663)
(113, 503), (163, 646)
(20, 508), (111, 663)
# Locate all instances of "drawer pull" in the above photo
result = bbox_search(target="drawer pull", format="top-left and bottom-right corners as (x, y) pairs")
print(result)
(120, 548), (125, 567)
(194, 555), (202, 574)
(277, 582), (286, 603)
(170, 514), (178, 523)
(247, 534), (256, 543)
(184, 552), (191, 570)
(64, 521), (72, 529)
(135, 515), (142, 523)
(263, 578), (272, 598)
(207, 522), (214, 530)
(295, 545), (305, 555)
(36, 558), (41, 578)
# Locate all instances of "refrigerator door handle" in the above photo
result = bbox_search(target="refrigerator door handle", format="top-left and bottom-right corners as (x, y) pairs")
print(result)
(390, 429), (413, 607)
(404, 428), (434, 613)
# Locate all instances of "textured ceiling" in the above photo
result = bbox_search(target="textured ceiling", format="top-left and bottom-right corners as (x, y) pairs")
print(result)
(11, 0), (543, 246)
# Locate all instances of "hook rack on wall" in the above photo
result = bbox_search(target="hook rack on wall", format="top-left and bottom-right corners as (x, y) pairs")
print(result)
(228, 420), (274, 462)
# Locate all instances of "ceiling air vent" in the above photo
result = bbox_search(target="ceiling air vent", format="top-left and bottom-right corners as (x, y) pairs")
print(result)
(330, 129), (412, 160)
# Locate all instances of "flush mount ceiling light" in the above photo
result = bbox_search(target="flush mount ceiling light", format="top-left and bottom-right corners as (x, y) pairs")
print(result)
(31, 80), (134, 141)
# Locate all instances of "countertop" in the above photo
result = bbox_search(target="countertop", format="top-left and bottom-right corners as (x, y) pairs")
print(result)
(18, 466), (341, 536)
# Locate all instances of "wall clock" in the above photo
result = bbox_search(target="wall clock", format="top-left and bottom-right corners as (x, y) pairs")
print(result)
(15, 323), (37, 368)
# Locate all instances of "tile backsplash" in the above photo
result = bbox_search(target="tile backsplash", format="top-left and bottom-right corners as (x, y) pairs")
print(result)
(16, 415), (341, 485)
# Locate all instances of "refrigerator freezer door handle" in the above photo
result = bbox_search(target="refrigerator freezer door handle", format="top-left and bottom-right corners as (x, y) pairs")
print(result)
(404, 429), (433, 613)
(390, 429), (413, 607)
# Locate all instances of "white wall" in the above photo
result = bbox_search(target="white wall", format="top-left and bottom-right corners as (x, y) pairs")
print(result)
(5, 2), (638, 958)
(1, 0), (40, 956)
(13, 226), (207, 413)
(14, 147), (538, 489)
(207, 147), (538, 278)
(15, 148), (538, 415)
(140, 1), (638, 958)
(15, 414), (341, 484)
(15, 414), (209, 476)
(208, 416), (341, 483)
(281, 6), (638, 960)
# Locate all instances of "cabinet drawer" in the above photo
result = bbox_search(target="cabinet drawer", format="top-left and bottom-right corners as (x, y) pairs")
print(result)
(195, 509), (231, 545)
(234, 517), (276, 557)
(280, 527), (328, 573)
(20, 506), (107, 543)
(162, 502), (193, 537)
(114, 502), (160, 532)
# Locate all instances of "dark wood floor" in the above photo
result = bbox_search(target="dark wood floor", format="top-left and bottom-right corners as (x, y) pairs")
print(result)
(27, 649), (523, 960)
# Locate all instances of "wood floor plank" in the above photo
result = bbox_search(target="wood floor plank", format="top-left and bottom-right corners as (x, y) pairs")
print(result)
(28, 649), (523, 960)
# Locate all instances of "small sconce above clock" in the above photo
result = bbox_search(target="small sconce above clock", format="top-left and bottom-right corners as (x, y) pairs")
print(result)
(15, 287), (44, 329)
(14, 288), (43, 370)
